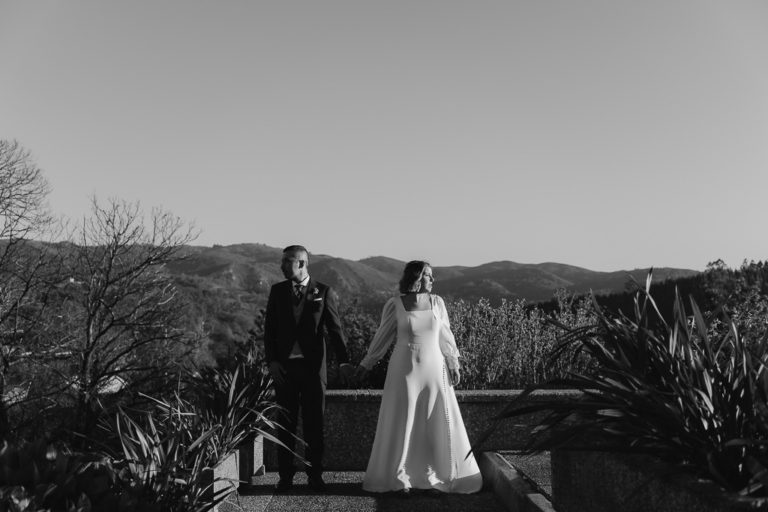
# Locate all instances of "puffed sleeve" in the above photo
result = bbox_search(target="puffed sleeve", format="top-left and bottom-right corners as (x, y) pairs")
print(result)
(359, 297), (398, 370)
(435, 295), (460, 369)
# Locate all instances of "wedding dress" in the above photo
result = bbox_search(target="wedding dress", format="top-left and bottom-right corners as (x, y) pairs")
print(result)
(359, 294), (482, 493)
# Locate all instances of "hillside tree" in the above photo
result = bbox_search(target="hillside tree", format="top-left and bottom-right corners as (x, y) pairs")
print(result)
(52, 197), (198, 438)
(0, 140), (57, 438)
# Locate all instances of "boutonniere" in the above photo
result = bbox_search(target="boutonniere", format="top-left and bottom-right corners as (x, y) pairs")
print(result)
(310, 287), (323, 301)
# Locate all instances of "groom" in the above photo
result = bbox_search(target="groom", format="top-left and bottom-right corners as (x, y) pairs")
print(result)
(264, 245), (353, 492)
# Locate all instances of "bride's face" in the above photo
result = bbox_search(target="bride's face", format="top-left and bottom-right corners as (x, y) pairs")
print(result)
(419, 267), (434, 293)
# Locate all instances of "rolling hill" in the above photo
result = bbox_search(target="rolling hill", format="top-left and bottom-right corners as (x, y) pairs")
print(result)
(162, 243), (701, 362)
(167, 243), (699, 306)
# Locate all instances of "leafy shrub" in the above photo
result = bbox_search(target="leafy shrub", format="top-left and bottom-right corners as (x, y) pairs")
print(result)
(329, 290), (596, 390)
(0, 439), (117, 511)
(488, 274), (768, 498)
(447, 290), (596, 389)
(703, 260), (768, 346)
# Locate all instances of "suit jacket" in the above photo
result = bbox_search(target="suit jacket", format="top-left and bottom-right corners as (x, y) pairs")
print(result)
(264, 278), (349, 381)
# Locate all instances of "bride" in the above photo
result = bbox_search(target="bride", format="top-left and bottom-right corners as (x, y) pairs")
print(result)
(354, 260), (482, 494)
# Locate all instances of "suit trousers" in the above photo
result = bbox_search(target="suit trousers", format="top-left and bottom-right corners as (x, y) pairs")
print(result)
(275, 358), (326, 479)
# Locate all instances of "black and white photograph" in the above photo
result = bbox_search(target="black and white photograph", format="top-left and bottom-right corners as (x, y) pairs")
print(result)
(1, 2), (767, 511)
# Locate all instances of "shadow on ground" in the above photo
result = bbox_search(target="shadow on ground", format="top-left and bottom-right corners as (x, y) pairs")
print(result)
(218, 471), (506, 512)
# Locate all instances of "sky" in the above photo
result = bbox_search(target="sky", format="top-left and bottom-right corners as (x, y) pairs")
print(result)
(1, 1), (767, 272)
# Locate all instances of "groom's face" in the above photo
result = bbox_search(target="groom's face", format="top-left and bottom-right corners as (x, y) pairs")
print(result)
(281, 250), (308, 282)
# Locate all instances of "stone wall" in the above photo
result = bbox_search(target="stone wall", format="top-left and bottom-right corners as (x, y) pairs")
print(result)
(264, 388), (579, 471)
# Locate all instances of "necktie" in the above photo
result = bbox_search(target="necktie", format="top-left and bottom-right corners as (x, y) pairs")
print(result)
(294, 284), (304, 304)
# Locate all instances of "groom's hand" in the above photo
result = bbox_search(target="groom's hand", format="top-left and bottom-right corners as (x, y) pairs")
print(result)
(338, 363), (355, 385)
(268, 361), (287, 387)
(353, 365), (370, 385)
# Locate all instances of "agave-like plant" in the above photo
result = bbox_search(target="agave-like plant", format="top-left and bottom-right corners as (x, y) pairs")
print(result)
(113, 407), (228, 512)
(105, 358), (291, 512)
(482, 272), (768, 497)
(179, 361), (291, 462)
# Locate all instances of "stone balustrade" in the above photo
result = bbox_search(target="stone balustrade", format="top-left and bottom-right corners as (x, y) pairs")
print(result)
(262, 388), (579, 471)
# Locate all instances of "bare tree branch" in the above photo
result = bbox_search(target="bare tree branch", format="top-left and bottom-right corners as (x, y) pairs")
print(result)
(55, 196), (198, 436)
(0, 139), (58, 437)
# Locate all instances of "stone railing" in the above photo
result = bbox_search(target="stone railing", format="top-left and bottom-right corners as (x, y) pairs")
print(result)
(263, 388), (579, 471)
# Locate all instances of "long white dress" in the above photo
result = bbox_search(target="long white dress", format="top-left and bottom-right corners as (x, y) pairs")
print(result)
(359, 294), (482, 493)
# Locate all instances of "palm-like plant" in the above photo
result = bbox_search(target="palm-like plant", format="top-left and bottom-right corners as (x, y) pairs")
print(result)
(106, 357), (287, 511)
(180, 360), (286, 461)
(113, 408), (227, 512)
(484, 273), (768, 497)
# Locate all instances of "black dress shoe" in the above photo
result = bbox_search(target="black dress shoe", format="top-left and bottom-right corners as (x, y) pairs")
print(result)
(274, 478), (294, 492)
(307, 475), (327, 492)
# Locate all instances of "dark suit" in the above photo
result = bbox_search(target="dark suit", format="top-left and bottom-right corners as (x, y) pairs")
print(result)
(264, 278), (348, 479)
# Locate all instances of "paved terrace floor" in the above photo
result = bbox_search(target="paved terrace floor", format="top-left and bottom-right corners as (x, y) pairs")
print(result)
(218, 471), (508, 512)
(218, 451), (553, 512)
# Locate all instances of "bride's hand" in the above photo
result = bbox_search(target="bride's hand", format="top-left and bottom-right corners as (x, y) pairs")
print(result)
(448, 368), (460, 387)
(353, 364), (370, 384)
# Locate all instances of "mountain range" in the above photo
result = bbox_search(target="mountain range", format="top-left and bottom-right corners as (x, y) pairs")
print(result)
(167, 243), (699, 305)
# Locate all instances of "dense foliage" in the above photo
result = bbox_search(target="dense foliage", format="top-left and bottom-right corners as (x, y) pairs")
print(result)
(0, 141), (287, 511)
(447, 290), (596, 389)
(331, 261), (768, 390)
(485, 271), (768, 499)
(0, 348), (281, 512)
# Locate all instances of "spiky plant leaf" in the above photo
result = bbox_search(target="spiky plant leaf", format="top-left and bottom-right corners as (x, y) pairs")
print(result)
(474, 276), (768, 497)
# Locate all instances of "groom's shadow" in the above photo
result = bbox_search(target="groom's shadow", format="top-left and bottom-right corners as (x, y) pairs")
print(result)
(237, 473), (368, 497)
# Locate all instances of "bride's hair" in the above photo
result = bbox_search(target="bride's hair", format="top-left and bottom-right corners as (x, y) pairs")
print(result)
(399, 260), (431, 294)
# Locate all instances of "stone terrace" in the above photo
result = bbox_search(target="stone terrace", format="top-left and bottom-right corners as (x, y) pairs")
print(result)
(211, 389), (566, 512)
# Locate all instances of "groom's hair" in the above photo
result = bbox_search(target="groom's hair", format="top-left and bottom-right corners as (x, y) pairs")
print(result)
(283, 244), (309, 262)
(399, 260), (431, 294)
